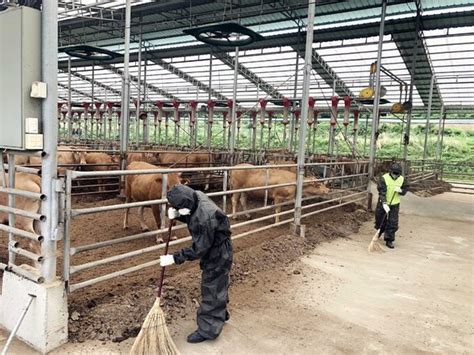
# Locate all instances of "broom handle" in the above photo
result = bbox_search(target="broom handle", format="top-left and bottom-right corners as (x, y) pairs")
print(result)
(378, 186), (397, 237)
(158, 220), (175, 298)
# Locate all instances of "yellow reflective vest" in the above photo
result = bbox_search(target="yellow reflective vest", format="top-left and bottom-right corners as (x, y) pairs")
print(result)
(383, 173), (404, 205)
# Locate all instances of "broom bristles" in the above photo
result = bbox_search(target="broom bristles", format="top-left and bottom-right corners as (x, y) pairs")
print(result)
(130, 297), (180, 355)
(368, 229), (386, 253)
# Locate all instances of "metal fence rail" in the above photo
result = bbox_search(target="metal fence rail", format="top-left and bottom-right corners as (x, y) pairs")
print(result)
(63, 161), (369, 292)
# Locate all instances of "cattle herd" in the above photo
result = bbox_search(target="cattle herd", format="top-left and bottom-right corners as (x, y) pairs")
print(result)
(1, 146), (387, 267)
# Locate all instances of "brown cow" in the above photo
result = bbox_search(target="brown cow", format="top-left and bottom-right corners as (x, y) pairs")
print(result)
(0, 173), (42, 262)
(126, 152), (160, 164)
(29, 148), (83, 175)
(158, 151), (213, 190)
(123, 161), (182, 242)
(230, 164), (329, 223)
(79, 152), (117, 192)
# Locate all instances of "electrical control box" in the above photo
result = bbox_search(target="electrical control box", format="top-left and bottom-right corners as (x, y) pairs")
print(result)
(0, 6), (42, 150)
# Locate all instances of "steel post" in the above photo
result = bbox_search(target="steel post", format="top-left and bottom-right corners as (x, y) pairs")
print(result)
(290, 52), (300, 152)
(230, 46), (239, 165)
(63, 171), (72, 288)
(120, 0), (131, 171)
(135, 28), (143, 147)
(40, 0), (59, 283)
(363, 113), (369, 156)
(7, 154), (16, 265)
(423, 75), (435, 161)
(368, 0), (387, 180)
(294, 0), (315, 228)
(402, 3), (422, 168)
(160, 174), (167, 229)
(67, 57), (72, 140)
(207, 54), (213, 149)
(437, 107), (447, 162)
(222, 171), (228, 213)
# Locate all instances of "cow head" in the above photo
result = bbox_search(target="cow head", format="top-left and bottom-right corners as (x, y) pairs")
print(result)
(145, 152), (160, 164)
(76, 151), (87, 165)
(303, 179), (330, 195)
(111, 155), (120, 163)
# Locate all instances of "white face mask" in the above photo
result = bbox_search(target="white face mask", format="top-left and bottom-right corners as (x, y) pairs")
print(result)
(178, 208), (191, 216)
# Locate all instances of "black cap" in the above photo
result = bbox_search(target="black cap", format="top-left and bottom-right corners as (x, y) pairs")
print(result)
(390, 163), (402, 174)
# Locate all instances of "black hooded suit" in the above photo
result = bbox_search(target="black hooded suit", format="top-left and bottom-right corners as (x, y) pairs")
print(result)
(167, 184), (233, 340)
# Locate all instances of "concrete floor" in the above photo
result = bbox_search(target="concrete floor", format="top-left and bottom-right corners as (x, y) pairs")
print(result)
(1, 190), (472, 354)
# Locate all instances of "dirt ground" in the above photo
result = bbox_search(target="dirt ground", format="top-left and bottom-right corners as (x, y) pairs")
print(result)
(64, 199), (369, 344)
(409, 179), (452, 197)
(1, 188), (472, 354)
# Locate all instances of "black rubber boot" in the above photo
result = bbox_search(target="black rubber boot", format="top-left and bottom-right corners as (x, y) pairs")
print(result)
(385, 241), (395, 249)
(187, 331), (208, 344)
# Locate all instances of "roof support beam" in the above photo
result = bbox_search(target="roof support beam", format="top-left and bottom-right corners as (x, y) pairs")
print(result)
(58, 82), (105, 102)
(393, 31), (443, 107)
(59, 10), (474, 72)
(149, 56), (229, 101)
(291, 44), (353, 97)
(101, 64), (178, 100)
(213, 52), (284, 100)
(58, 68), (126, 100)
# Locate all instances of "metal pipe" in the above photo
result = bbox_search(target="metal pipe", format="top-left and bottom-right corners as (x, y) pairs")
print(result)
(2, 164), (41, 175)
(120, 0), (132, 172)
(264, 168), (269, 207)
(71, 224), (188, 255)
(63, 171), (72, 287)
(301, 196), (366, 219)
(7, 265), (44, 284)
(70, 186), (363, 256)
(368, 0), (387, 180)
(0, 294), (36, 355)
(294, 0), (315, 228)
(222, 171), (228, 213)
(438, 109), (447, 163)
(135, 26), (143, 147)
(7, 154), (16, 265)
(435, 105), (444, 161)
(10, 246), (44, 263)
(0, 205), (46, 222)
(229, 46), (239, 165)
(0, 187), (45, 200)
(423, 76), (435, 163)
(40, 0), (59, 283)
(160, 173), (167, 228)
(290, 43), (300, 152)
(67, 57), (72, 140)
(69, 258), (163, 292)
(0, 224), (44, 242)
(402, 3), (422, 167)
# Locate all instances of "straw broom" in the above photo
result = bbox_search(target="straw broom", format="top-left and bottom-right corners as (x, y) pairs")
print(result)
(368, 193), (396, 253)
(130, 221), (180, 355)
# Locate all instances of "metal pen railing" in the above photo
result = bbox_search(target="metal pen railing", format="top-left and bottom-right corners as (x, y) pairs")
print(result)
(62, 160), (369, 292)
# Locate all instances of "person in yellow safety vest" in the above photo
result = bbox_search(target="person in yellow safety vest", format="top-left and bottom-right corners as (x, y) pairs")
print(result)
(374, 162), (409, 249)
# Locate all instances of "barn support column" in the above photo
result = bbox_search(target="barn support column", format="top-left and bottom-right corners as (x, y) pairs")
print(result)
(436, 106), (446, 178)
(368, 0), (387, 181)
(422, 75), (435, 164)
(135, 26), (143, 147)
(229, 46), (239, 165)
(2, 3), (68, 353)
(367, 0), (387, 211)
(120, 0), (132, 171)
(67, 57), (72, 141)
(289, 50), (300, 153)
(293, 0), (315, 235)
(402, 2), (422, 172)
(207, 54), (213, 149)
